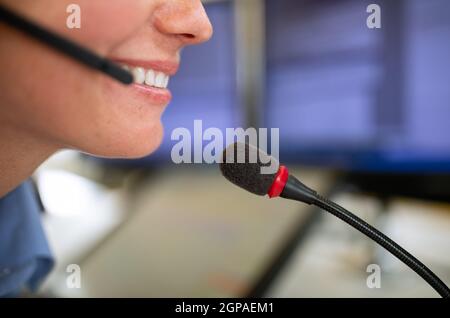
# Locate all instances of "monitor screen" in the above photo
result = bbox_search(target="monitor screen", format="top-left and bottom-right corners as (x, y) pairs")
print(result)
(265, 0), (450, 172)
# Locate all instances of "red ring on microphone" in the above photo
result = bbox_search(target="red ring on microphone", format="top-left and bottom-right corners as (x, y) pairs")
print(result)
(267, 165), (289, 198)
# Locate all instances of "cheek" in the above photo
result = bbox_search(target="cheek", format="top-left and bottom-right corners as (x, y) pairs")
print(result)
(4, 0), (150, 54)
(1, 0), (164, 159)
(4, 53), (165, 159)
(64, 0), (151, 53)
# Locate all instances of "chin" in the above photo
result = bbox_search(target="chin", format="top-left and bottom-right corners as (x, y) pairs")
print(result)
(82, 121), (164, 159)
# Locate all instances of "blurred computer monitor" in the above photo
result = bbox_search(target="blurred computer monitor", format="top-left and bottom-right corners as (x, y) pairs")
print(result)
(265, 0), (450, 173)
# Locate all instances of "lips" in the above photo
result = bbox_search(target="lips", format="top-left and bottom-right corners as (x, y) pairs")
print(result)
(111, 58), (179, 105)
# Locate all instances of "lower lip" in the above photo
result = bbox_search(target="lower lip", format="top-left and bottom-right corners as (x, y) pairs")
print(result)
(131, 83), (172, 105)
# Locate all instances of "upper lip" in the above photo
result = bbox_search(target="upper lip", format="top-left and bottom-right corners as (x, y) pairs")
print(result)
(111, 58), (179, 76)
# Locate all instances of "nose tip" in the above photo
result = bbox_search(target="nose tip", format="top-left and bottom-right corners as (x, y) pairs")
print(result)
(154, 0), (213, 46)
(184, 16), (213, 44)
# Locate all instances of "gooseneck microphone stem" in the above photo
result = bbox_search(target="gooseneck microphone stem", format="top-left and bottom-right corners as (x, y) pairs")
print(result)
(313, 194), (450, 298)
(221, 141), (450, 297)
(281, 175), (450, 298)
(280, 176), (317, 204)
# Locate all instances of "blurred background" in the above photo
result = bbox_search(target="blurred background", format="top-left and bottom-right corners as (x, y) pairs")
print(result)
(31, 0), (450, 297)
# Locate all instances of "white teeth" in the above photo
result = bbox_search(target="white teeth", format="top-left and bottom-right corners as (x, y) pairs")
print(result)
(145, 69), (156, 86)
(132, 67), (145, 84)
(124, 65), (170, 89)
(155, 72), (165, 88)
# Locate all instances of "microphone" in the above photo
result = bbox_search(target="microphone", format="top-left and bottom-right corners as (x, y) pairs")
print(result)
(220, 142), (450, 298)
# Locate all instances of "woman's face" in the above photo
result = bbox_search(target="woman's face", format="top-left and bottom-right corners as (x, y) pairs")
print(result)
(0, 0), (212, 158)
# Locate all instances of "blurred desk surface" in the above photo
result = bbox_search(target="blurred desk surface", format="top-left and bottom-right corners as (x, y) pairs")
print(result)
(40, 163), (334, 297)
(37, 153), (450, 297)
(267, 194), (450, 298)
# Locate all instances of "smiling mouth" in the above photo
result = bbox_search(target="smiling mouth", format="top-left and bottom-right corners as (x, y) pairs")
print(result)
(108, 59), (178, 104)
(120, 64), (170, 89)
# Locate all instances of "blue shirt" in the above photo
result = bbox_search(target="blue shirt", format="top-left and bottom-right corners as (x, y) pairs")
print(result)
(0, 181), (54, 297)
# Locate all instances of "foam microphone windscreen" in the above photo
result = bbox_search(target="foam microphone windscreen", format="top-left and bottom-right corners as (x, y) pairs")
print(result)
(220, 142), (279, 196)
